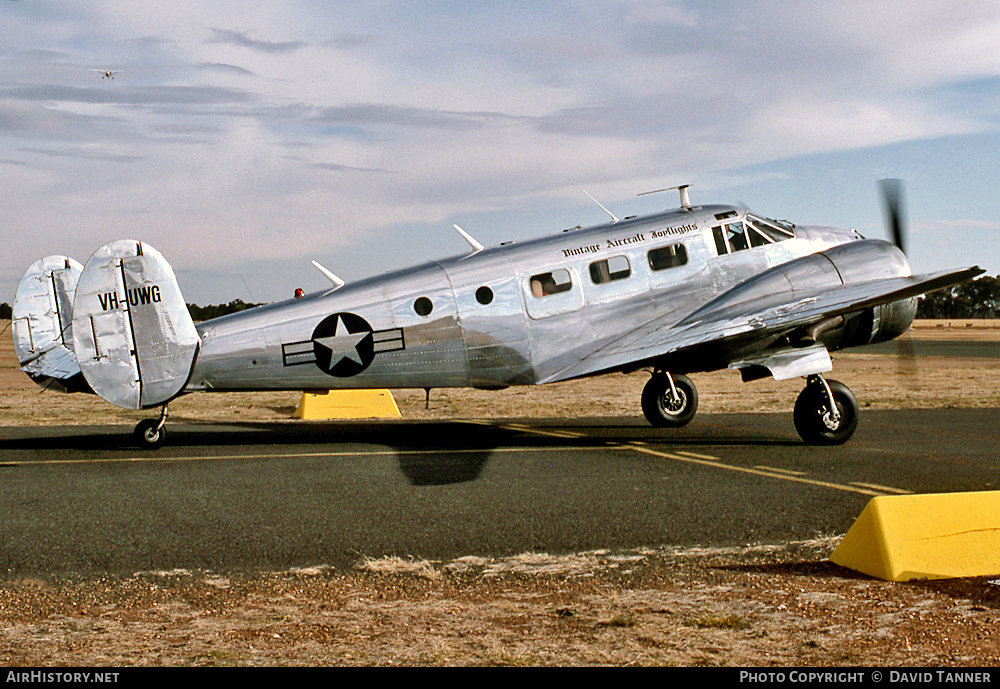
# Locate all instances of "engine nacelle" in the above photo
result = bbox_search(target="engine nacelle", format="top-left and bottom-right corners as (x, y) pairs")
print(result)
(828, 297), (918, 351)
(819, 240), (917, 350)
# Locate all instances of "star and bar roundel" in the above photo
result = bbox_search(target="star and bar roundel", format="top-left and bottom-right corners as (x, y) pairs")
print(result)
(281, 312), (405, 377)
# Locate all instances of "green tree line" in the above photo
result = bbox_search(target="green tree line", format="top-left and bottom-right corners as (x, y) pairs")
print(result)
(186, 299), (262, 321)
(916, 274), (1000, 318)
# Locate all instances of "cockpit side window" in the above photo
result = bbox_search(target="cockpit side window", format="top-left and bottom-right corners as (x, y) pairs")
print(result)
(748, 225), (770, 247)
(726, 222), (749, 252)
(712, 225), (728, 255)
(712, 221), (750, 254)
(530, 268), (573, 297)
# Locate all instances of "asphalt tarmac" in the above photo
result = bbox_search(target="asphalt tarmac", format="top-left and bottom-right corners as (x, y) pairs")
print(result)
(1, 408), (998, 577)
(855, 339), (1000, 358)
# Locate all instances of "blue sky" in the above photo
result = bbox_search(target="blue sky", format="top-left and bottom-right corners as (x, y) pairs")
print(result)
(2, 1), (999, 305)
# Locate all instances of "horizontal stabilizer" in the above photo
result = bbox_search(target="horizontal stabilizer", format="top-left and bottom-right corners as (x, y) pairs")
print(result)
(72, 240), (200, 409)
(11, 256), (88, 392)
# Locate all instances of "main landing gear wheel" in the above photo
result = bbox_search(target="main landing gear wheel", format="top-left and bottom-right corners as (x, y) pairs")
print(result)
(641, 372), (698, 428)
(793, 376), (859, 446)
(133, 406), (168, 449)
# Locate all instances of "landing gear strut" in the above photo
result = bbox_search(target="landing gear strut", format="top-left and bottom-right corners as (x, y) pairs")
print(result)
(134, 406), (168, 449)
(793, 375), (858, 445)
(641, 371), (698, 427)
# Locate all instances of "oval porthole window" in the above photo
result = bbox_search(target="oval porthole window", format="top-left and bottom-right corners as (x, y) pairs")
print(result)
(414, 297), (433, 316)
(475, 286), (494, 305)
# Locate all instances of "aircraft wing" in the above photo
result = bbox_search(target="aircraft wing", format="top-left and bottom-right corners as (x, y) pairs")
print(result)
(539, 266), (984, 384)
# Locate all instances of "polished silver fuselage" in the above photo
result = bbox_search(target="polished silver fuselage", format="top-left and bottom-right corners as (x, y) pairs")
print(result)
(187, 204), (897, 393)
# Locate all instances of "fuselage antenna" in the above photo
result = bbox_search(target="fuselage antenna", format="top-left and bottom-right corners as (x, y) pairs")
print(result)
(453, 224), (484, 256)
(582, 189), (619, 223)
(311, 260), (345, 291)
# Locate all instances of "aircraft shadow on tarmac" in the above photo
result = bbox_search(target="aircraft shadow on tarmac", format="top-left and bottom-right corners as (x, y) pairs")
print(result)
(0, 416), (808, 487)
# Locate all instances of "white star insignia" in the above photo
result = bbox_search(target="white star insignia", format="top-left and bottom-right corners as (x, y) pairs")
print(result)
(314, 315), (368, 367)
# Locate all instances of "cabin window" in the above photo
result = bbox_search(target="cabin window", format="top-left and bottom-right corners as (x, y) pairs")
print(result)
(589, 255), (631, 284)
(529, 269), (573, 297)
(413, 297), (433, 316)
(647, 244), (688, 271)
(475, 286), (494, 305)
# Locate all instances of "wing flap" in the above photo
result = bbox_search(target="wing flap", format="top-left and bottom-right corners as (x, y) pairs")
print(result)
(728, 344), (832, 381)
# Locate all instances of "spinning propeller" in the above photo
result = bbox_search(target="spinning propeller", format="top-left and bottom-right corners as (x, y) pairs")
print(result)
(879, 178), (918, 377)
(879, 178), (906, 255)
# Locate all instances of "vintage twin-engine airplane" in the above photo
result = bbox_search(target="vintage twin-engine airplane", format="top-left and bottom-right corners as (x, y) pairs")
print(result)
(12, 182), (982, 448)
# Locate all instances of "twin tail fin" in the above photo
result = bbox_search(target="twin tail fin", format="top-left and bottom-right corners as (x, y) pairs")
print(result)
(12, 241), (199, 409)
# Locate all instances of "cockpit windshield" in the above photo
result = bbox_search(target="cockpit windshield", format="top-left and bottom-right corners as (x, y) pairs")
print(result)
(712, 212), (795, 256)
(746, 214), (795, 242)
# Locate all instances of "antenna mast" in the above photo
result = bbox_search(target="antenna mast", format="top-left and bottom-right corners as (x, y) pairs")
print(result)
(638, 184), (692, 210)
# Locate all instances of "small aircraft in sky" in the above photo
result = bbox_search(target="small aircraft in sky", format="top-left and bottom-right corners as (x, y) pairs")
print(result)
(11, 181), (982, 448)
(89, 69), (121, 80)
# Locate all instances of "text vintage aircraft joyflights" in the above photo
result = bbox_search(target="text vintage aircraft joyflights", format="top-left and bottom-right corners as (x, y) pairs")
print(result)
(11, 181), (983, 448)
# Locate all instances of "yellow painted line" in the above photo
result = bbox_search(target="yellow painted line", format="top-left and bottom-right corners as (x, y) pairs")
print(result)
(629, 445), (888, 497)
(755, 466), (807, 476)
(460, 423), (899, 497)
(500, 423), (583, 439)
(12, 419), (908, 500)
(675, 450), (720, 461)
(851, 482), (914, 495)
(460, 418), (584, 438)
(647, 452), (701, 461)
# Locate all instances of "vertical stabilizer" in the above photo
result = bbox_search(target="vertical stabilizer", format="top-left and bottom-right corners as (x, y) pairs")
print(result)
(72, 240), (199, 409)
(11, 256), (87, 392)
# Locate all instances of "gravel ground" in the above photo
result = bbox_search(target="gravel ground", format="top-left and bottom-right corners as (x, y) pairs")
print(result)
(2, 540), (999, 666)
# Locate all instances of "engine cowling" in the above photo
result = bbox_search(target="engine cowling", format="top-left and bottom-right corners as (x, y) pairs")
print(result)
(818, 240), (917, 350)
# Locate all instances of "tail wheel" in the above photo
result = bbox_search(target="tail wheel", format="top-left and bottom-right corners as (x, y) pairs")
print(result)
(793, 378), (859, 445)
(133, 418), (166, 449)
(641, 372), (698, 427)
